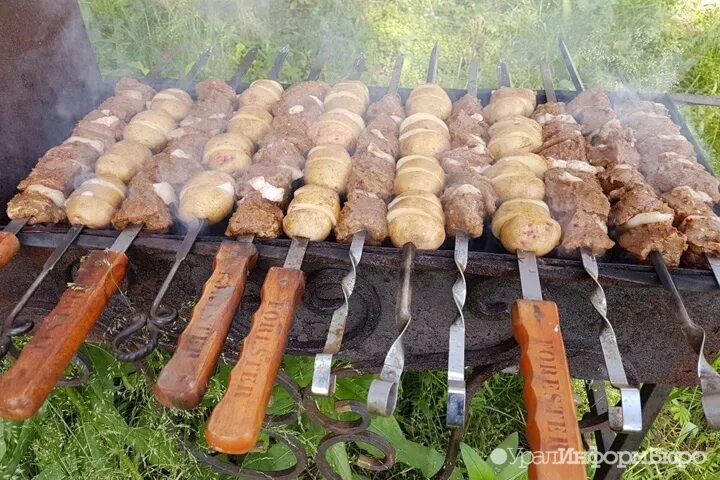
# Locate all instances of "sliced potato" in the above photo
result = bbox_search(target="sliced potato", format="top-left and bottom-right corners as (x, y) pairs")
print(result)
(499, 214), (561, 256)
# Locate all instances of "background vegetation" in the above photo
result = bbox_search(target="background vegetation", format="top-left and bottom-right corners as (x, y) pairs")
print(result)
(3, 0), (720, 478)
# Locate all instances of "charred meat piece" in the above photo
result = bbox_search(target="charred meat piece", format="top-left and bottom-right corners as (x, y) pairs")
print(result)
(235, 164), (294, 204)
(557, 210), (615, 258)
(366, 93), (405, 124)
(537, 131), (586, 161)
(112, 171), (173, 232)
(147, 152), (204, 188)
(663, 186), (716, 223)
(115, 76), (157, 102)
(622, 112), (681, 141)
(7, 190), (66, 224)
(608, 184), (674, 228)
(642, 157), (720, 203)
(253, 138), (305, 170)
(226, 191), (284, 238)
(451, 94), (485, 118)
(636, 134), (696, 160)
(442, 181), (497, 238)
(597, 165), (646, 193)
(680, 215), (720, 267)
(335, 191), (389, 245)
(616, 100), (669, 119)
(448, 111), (489, 148)
(618, 222), (687, 267)
(346, 153), (395, 201)
(18, 143), (99, 193)
(585, 120), (641, 168)
(265, 119), (314, 155)
(166, 130), (211, 163)
(544, 168), (610, 220)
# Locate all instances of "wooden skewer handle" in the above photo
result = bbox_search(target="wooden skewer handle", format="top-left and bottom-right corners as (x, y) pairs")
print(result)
(153, 241), (258, 409)
(205, 267), (305, 454)
(0, 231), (20, 268)
(512, 299), (586, 480)
(0, 250), (129, 420)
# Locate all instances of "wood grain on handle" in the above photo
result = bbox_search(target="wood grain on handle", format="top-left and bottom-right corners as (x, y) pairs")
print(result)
(0, 231), (20, 268)
(153, 241), (258, 409)
(206, 267), (305, 454)
(512, 299), (586, 480)
(0, 250), (128, 420)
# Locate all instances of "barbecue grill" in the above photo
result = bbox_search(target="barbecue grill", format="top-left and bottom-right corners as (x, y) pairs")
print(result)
(2, 1), (720, 479)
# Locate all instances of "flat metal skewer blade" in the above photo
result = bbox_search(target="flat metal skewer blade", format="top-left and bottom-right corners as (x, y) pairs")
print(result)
(368, 242), (415, 416)
(539, 61), (557, 103)
(182, 48), (212, 88)
(267, 45), (290, 81)
(426, 42), (439, 84)
(4, 218), (28, 236)
(388, 55), (404, 95)
(581, 250), (642, 432)
(558, 38), (585, 92)
(312, 230), (366, 396)
(347, 52), (366, 81)
(109, 223), (143, 253)
(145, 43), (182, 82)
(149, 220), (204, 321)
(707, 254), (720, 287)
(497, 60), (511, 88)
(651, 251), (720, 427)
(229, 46), (259, 91)
(306, 42), (331, 81)
(517, 250), (543, 301)
(4, 225), (83, 331)
(283, 237), (309, 270)
(447, 231), (468, 428)
(467, 61), (478, 98)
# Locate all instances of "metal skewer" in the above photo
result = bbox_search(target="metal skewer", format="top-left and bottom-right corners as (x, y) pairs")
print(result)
(0, 50), (213, 359)
(110, 47), (260, 362)
(540, 59), (642, 433)
(559, 39), (720, 428)
(311, 54), (404, 397)
(153, 45), (293, 409)
(368, 42), (440, 417)
(445, 60), (480, 428)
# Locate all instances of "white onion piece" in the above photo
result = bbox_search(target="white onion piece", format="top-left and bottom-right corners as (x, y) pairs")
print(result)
(624, 212), (674, 229)
(248, 177), (285, 203)
(26, 184), (66, 207)
(153, 182), (176, 205)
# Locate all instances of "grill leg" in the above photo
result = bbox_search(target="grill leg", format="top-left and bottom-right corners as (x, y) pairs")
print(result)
(585, 380), (615, 452)
(592, 383), (671, 480)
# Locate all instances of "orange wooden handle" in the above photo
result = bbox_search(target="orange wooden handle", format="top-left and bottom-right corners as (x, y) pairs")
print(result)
(512, 299), (586, 480)
(0, 249), (128, 420)
(0, 231), (20, 268)
(206, 267), (305, 454)
(153, 241), (258, 409)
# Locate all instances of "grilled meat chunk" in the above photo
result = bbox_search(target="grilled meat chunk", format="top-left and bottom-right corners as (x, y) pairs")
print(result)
(448, 111), (489, 148)
(537, 131), (586, 161)
(115, 76), (157, 102)
(608, 184), (674, 228)
(166, 130), (211, 163)
(112, 170), (173, 232)
(618, 222), (687, 267)
(544, 168), (610, 220)
(235, 164), (294, 204)
(663, 186), (716, 223)
(597, 165), (646, 193)
(355, 114), (400, 159)
(7, 190), (66, 224)
(226, 191), (284, 238)
(346, 153), (395, 201)
(585, 119), (641, 168)
(557, 210), (615, 257)
(441, 181), (497, 238)
(18, 143), (99, 193)
(253, 138), (305, 170)
(147, 152), (204, 188)
(641, 157), (720, 203)
(265, 119), (314, 155)
(616, 100), (669, 119)
(680, 215), (720, 267)
(636, 134), (696, 160)
(335, 191), (389, 245)
(440, 145), (493, 175)
(622, 112), (681, 141)
(366, 93), (404, 124)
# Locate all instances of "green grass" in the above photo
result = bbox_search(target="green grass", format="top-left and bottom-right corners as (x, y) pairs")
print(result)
(3, 1), (720, 478)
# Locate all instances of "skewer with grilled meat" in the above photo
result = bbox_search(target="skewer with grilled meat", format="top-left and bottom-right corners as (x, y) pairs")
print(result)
(438, 62), (498, 428)
(530, 98), (615, 258)
(566, 87), (688, 267)
(614, 99), (720, 268)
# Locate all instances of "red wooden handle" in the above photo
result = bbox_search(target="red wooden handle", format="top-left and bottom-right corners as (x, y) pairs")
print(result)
(512, 299), (586, 480)
(0, 231), (20, 268)
(153, 241), (258, 409)
(206, 267), (305, 454)
(0, 250), (128, 420)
